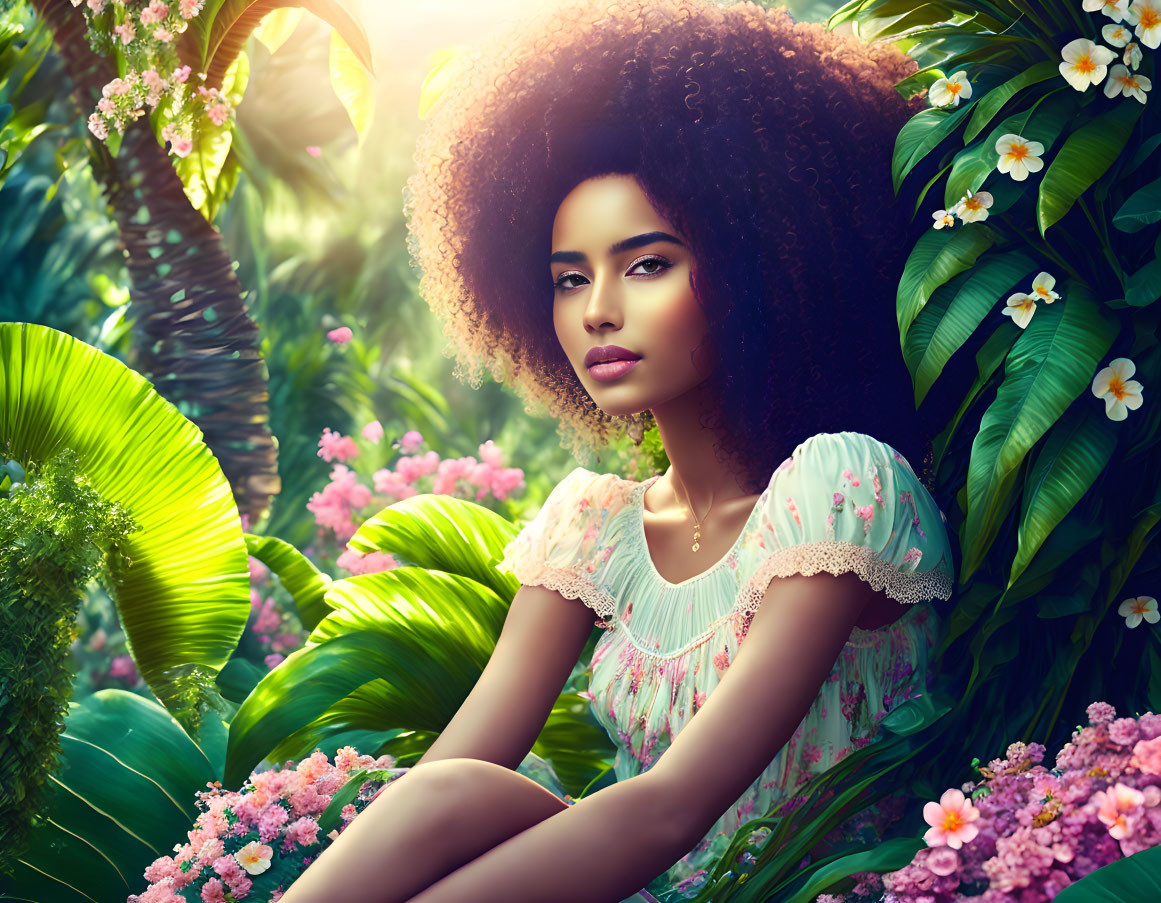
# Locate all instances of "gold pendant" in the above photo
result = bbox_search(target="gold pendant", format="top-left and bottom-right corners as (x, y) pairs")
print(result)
(692, 522), (700, 553)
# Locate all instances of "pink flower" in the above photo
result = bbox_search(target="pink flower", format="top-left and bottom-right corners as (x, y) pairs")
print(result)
(361, 420), (384, 443)
(114, 21), (135, 43)
(1131, 736), (1161, 775)
(200, 877), (227, 903)
(317, 427), (358, 463)
(1093, 782), (1145, 839)
(926, 846), (959, 876)
(140, 1), (168, 24)
(170, 134), (193, 157)
(923, 788), (980, 848)
(110, 654), (138, 681)
(399, 430), (424, 453)
(327, 326), (353, 343)
(179, 0), (200, 18)
(1087, 701), (1117, 725)
(336, 546), (397, 575)
(172, 65), (191, 84)
(233, 840), (273, 875)
(306, 145), (322, 157)
(264, 653), (285, 669)
(87, 113), (109, 139)
(207, 102), (229, 126)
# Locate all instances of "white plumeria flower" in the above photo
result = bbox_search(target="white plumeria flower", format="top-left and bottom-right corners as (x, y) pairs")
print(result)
(995, 134), (1045, 181)
(1104, 63), (1152, 101)
(929, 70), (973, 107)
(1030, 271), (1060, 303)
(1091, 357), (1145, 420)
(1086, 0), (1133, 22)
(1130, 0), (1161, 48)
(1103, 22), (1134, 45)
(953, 190), (993, 223)
(932, 209), (957, 229)
(1001, 292), (1038, 329)
(1118, 595), (1159, 628)
(1125, 41), (1144, 68)
(1059, 38), (1119, 91)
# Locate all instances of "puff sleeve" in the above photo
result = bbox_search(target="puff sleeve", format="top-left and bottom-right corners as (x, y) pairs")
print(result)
(739, 431), (955, 610)
(494, 465), (625, 621)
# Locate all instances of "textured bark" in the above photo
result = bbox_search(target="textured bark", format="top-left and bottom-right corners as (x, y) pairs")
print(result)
(30, 0), (280, 522)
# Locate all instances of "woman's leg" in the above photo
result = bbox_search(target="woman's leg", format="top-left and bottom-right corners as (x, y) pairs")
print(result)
(277, 758), (571, 903)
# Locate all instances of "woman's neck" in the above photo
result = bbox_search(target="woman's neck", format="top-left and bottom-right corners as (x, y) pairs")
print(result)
(649, 381), (753, 514)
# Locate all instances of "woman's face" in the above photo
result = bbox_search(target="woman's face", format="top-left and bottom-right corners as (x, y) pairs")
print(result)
(549, 173), (715, 418)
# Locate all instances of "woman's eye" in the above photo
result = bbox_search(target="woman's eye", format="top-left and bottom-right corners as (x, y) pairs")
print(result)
(629, 256), (673, 276)
(553, 256), (673, 292)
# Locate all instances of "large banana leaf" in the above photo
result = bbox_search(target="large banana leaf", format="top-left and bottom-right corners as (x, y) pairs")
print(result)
(179, 0), (374, 90)
(0, 323), (249, 733)
(224, 494), (616, 794)
(0, 690), (225, 903)
(1056, 846), (1161, 902)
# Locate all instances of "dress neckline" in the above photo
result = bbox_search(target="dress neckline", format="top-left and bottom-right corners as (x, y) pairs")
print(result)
(632, 475), (769, 589)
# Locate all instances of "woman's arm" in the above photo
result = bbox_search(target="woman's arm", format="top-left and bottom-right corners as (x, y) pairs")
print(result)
(402, 570), (877, 903)
(414, 582), (598, 769)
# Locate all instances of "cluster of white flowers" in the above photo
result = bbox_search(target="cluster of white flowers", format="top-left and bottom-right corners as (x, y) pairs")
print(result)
(997, 276), (1145, 420)
(1000, 271), (1061, 329)
(927, 0), (1158, 230)
(931, 189), (994, 230)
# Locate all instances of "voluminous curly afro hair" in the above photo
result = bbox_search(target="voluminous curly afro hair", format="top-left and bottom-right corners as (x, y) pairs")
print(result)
(404, 0), (937, 492)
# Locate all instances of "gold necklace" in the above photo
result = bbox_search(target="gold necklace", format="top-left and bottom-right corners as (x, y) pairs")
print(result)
(670, 469), (715, 553)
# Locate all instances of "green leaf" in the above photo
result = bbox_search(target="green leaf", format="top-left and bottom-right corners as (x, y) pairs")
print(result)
(1010, 405), (1117, 587)
(1038, 100), (1145, 237)
(3, 691), (222, 902)
(348, 493), (520, 603)
(946, 88), (1075, 209)
(892, 103), (975, 195)
(244, 532), (333, 632)
(1055, 846), (1161, 902)
(964, 60), (1060, 143)
(253, 7), (303, 55)
(1125, 255), (1161, 307)
(181, 0), (373, 90)
(782, 838), (926, 903)
(0, 324), (248, 733)
(960, 283), (1118, 580)
(215, 655), (267, 703)
(1112, 176), (1161, 233)
(905, 248), (1036, 405)
(896, 222), (996, 348)
(329, 30), (375, 144)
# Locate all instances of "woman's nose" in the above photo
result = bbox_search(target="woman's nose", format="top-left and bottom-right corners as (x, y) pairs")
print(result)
(582, 274), (623, 330)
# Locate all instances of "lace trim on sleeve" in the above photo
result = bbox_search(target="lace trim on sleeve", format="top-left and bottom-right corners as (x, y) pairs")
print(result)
(507, 561), (617, 622)
(736, 540), (954, 611)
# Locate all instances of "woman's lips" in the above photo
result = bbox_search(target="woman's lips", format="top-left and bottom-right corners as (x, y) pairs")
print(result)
(588, 358), (640, 381)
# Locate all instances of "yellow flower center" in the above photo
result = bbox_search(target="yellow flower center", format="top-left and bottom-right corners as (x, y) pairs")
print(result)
(1075, 56), (1096, 74)
(1133, 599), (1149, 614)
(1035, 286), (1051, 298)
(964, 197), (982, 210)
(1007, 143), (1029, 161)
(943, 811), (964, 832)
(949, 82), (962, 95)
(1108, 374), (1127, 400)
(1016, 297), (1034, 310)
(1140, 8), (1160, 29)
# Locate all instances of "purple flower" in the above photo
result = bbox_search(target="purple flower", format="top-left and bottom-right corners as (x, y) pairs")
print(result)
(1087, 701), (1116, 725)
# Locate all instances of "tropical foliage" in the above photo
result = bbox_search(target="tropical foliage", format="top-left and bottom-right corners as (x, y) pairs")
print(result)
(672, 0), (1161, 899)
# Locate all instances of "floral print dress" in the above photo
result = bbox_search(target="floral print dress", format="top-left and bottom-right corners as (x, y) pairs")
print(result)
(496, 431), (956, 901)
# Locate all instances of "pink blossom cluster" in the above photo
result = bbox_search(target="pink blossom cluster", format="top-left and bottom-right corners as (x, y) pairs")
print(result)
(74, 0), (230, 158)
(305, 428), (525, 569)
(817, 702), (1161, 903)
(128, 747), (406, 902)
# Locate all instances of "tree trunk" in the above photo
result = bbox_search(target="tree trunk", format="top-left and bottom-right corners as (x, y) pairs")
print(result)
(30, 0), (280, 523)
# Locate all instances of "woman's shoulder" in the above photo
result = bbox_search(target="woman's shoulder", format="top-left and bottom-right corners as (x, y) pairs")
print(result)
(549, 465), (641, 516)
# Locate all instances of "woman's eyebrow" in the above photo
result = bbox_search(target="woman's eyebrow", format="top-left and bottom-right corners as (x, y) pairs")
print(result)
(549, 230), (686, 264)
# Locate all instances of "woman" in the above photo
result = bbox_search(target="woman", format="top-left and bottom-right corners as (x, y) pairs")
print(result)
(279, 1), (956, 900)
